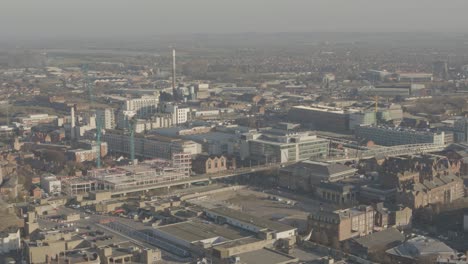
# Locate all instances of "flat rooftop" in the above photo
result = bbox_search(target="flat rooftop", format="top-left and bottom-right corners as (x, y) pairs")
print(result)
(206, 207), (295, 233)
(155, 220), (249, 243)
(236, 248), (298, 264)
(292, 105), (346, 114)
(0, 212), (20, 234)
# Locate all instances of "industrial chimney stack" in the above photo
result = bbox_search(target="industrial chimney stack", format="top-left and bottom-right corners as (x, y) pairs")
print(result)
(172, 48), (177, 101)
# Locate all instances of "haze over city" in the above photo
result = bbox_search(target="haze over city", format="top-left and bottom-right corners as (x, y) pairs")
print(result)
(2, 1), (468, 264)
(2, 0), (468, 39)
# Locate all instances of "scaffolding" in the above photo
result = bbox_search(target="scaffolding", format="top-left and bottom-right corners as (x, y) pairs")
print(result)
(61, 177), (98, 195)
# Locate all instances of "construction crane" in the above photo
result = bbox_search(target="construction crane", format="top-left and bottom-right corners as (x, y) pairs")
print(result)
(128, 117), (136, 164)
(374, 95), (379, 113)
(82, 64), (102, 168)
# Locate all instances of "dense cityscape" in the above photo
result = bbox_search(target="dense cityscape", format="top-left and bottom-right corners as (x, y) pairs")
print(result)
(3, 2), (468, 264)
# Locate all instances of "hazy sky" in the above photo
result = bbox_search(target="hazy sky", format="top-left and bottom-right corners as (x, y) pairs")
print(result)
(1, 0), (468, 38)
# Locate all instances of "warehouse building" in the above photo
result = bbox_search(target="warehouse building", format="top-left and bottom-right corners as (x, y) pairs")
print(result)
(205, 207), (297, 240)
(355, 125), (445, 146)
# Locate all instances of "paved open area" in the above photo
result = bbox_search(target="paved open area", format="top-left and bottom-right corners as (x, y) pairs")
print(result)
(187, 187), (312, 232)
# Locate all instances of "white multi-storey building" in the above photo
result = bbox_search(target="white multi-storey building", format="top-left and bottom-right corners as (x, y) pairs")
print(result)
(96, 108), (116, 129)
(102, 131), (201, 159)
(18, 114), (58, 127)
(124, 95), (159, 117)
(40, 174), (61, 195)
(161, 103), (190, 125)
(240, 131), (329, 163)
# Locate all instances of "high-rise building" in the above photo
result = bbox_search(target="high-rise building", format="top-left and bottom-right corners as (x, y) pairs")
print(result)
(454, 117), (468, 143)
(96, 108), (115, 129)
(161, 103), (190, 125)
(195, 83), (210, 99)
(433, 60), (449, 80)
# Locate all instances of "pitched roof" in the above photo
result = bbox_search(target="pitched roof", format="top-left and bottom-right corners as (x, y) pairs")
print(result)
(386, 236), (455, 259)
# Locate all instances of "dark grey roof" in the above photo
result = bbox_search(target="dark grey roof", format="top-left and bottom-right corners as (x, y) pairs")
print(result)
(386, 236), (455, 258)
(317, 181), (355, 192)
(353, 228), (405, 250)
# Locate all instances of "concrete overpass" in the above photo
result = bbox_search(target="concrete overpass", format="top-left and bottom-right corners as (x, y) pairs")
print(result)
(111, 164), (281, 196)
(109, 143), (445, 196)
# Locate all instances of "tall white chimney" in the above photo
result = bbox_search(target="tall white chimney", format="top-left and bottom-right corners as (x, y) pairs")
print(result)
(70, 105), (76, 140)
(172, 48), (177, 100)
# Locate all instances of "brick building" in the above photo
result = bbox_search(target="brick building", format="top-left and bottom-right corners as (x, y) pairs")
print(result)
(396, 172), (464, 209)
(66, 142), (108, 163)
(192, 154), (236, 174)
(308, 205), (375, 242)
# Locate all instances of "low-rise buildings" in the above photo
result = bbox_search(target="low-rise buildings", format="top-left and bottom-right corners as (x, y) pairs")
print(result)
(315, 182), (357, 206)
(308, 205), (375, 242)
(18, 113), (58, 127)
(374, 203), (413, 229)
(192, 154), (236, 174)
(386, 236), (456, 264)
(151, 220), (249, 251)
(0, 212), (21, 254)
(89, 158), (191, 192)
(278, 161), (356, 191)
(349, 228), (405, 259)
(66, 141), (108, 163)
(397, 172), (464, 209)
